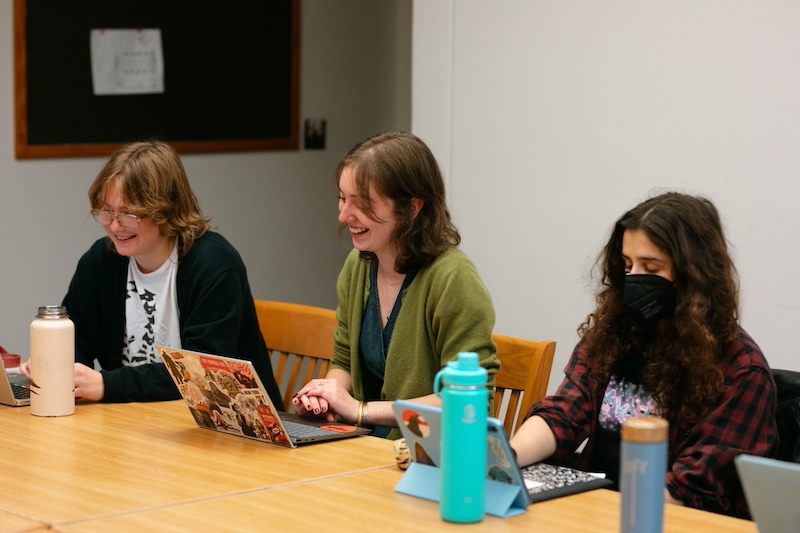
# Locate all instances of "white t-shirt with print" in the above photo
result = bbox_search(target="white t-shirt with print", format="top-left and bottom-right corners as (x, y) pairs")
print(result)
(122, 244), (181, 366)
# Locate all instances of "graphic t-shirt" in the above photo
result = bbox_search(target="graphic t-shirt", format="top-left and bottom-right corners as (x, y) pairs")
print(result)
(122, 245), (181, 366)
(593, 356), (663, 487)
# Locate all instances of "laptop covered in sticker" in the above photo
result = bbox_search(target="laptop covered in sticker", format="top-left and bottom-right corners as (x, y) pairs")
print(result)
(158, 346), (371, 448)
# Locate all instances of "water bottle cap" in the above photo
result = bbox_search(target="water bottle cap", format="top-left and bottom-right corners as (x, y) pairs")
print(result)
(621, 416), (668, 443)
(36, 306), (69, 319)
(440, 352), (487, 387)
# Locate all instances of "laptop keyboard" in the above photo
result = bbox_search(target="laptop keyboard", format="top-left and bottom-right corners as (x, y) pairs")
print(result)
(12, 383), (30, 400)
(281, 420), (340, 439)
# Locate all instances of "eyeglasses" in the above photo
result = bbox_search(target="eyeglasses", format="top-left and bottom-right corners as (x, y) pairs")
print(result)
(91, 209), (142, 231)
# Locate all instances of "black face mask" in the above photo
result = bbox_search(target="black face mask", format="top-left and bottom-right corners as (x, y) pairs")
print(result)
(622, 274), (676, 331)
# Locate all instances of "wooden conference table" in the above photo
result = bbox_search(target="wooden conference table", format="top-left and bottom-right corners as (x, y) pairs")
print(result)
(0, 401), (756, 533)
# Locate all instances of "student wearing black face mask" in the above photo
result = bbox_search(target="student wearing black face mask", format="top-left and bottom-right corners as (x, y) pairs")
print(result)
(510, 192), (778, 519)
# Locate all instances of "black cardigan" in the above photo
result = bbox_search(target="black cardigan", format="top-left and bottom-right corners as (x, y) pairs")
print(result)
(62, 232), (283, 407)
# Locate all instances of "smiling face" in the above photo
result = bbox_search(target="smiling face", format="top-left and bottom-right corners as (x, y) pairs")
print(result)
(100, 178), (174, 273)
(621, 229), (675, 282)
(337, 166), (401, 263)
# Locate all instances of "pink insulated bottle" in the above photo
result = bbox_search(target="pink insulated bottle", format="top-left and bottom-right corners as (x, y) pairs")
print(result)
(29, 305), (75, 417)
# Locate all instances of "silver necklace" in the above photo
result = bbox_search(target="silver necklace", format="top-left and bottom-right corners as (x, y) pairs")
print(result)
(378, 268), (404, 321)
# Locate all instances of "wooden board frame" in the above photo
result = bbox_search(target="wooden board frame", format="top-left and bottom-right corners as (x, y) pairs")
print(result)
(14, 0), (300, 158)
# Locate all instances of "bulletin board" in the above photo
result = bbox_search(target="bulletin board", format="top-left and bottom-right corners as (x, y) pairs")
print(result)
(13, 0), (299, 159)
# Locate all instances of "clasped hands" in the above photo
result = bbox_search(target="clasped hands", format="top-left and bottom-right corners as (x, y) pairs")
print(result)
(292, 378), (359, 424)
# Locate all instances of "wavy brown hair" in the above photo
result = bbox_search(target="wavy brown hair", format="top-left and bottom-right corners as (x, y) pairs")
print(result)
(334, 131), (460, 273)
(88, 141), (212, 256)
(581, 192), (739, 426)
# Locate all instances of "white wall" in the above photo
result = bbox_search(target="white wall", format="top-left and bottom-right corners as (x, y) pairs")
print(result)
(0, 0), (412, 357)
(413, 0), (800, 393)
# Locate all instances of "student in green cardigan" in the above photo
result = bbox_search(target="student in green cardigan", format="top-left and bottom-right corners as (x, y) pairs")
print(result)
(293, 131), (500, 439)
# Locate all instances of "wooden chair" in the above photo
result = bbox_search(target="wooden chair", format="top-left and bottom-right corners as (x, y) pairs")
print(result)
(254, 300), (337, 412)
(492, 334), (556, 438)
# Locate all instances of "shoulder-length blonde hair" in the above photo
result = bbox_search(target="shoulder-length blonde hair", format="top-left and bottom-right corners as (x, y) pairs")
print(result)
(88, 141), (212, 256)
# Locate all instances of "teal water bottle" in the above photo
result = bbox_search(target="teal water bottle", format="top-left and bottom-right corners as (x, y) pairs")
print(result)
(434, 352), (488, 523)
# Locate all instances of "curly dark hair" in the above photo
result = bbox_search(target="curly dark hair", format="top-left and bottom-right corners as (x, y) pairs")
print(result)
(88, 140), (212, 257)
(581, 192), (739, 425)
(334, 131), (460, 273)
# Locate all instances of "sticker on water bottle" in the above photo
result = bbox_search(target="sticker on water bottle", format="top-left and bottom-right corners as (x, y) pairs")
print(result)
(461, 404), (478, 424)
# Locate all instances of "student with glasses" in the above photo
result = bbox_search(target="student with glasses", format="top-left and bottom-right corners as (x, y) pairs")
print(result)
(23, 140), (283, 407)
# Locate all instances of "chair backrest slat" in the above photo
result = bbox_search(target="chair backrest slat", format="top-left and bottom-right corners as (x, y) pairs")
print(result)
(493, 334), (556, 437)
(255, 301), (337, 412)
